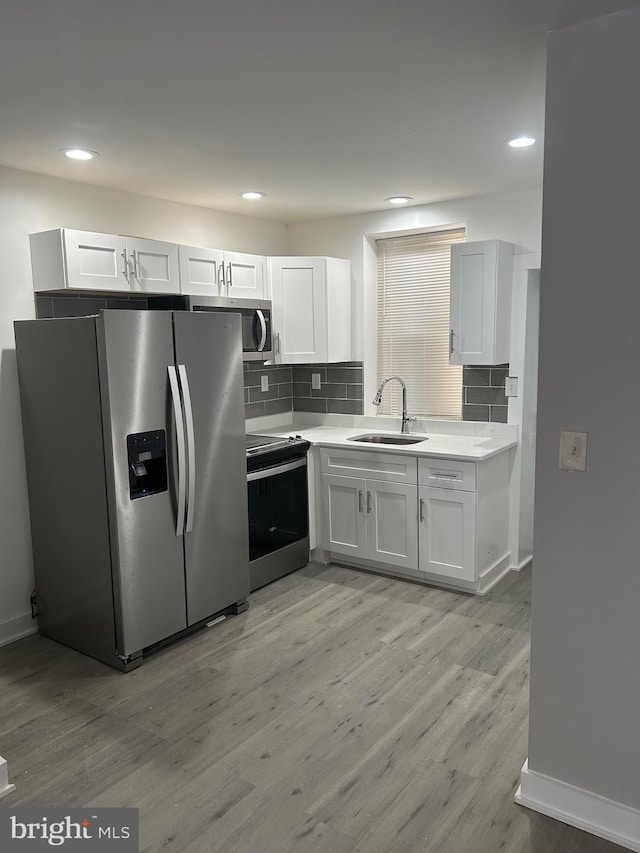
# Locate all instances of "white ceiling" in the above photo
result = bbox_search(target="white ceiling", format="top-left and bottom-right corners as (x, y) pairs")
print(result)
(0, 0), (637, 223)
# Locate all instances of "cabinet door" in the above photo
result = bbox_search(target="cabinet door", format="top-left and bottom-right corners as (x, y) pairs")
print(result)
(223, 251), (266, 299)
(450, 240), (513, 365)
(178, 245), (224, 296)
(418, 486), (476, 582)
(269, 257), (327, 363)
(322, 474), (367, 559)
(367, 480), (418, 571)
(63, 230), (129, 291)
(128, 238), (180, 294)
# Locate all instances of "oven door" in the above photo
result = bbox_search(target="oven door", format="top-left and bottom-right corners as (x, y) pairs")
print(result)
(247, 457), (308, 563)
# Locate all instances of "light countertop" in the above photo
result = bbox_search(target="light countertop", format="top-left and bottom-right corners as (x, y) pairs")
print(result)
(259, 424), (517, 462)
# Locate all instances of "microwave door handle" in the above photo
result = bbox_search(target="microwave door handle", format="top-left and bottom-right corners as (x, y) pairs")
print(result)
(178, 364), (196, 535)
(256, 309), (267, 352)
(168, 366), (186, 536)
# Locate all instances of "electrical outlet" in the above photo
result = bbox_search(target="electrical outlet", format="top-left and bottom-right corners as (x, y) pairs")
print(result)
(559, 431), (588, 472)
(505, 376), (518, 397)
(261, 375), (269, 392)
(311, 373), (321, 390)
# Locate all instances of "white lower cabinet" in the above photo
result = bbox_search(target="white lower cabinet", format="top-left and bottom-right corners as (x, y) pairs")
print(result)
(323, 474), (418, 571)
(368, 480), (418, 571)
(418, 486), (475, 582)
(320, 446), (511, 594)
(323, 474), (367, 560)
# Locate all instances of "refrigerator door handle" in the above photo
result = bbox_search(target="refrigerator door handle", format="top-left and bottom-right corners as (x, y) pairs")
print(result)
(178, 364), (196, 535)
(168, 365), (187, 537)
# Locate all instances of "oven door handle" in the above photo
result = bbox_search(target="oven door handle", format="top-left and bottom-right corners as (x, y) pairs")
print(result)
(247, 457), (306, 482)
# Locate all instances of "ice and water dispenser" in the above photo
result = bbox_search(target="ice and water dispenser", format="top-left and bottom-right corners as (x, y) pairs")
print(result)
(127, 430), (168, 499)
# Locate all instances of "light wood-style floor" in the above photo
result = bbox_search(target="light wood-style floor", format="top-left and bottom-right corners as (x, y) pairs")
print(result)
(0, 563), (625, 852)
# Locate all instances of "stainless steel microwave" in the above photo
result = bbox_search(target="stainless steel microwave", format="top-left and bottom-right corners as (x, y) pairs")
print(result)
(184, 296), (273, 362)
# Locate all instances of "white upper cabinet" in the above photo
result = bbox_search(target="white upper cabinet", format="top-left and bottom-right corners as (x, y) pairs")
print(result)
(30, 229), (130, 292)
(269, 256), (351, 364)
(30, 229), (181, 294)
(127, 237), (180, 294)
(178, 246), (266, 299)
(449, 239), (514, 365)
(178, 245), (224, 297)
(224, 251), (266, 300)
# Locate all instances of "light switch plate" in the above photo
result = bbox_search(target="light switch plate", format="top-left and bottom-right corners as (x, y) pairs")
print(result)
(311, 373), (321, 390)
(505, 376), (518, 397)
(261, 375), (269, 392)
(559, 431), (588, 472)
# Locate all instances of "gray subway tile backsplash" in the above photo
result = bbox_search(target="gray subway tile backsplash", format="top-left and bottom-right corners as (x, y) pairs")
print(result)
(292, 366), (327, 384)
(490, 405), (508, 423)
(243, 363), (293, 419)
(463, 404), (490, 421)
(462, 363), (508, 423)
(327, 399), (364, 415)
(462, 367), (490, 387)
(326, 366), (364, 384)
(466, 386), (507, 406)
(311, 383), (347, 399)
(264, 398), (292, 416)
(292, 362), (364, 416)
(293, 397), (327, 413)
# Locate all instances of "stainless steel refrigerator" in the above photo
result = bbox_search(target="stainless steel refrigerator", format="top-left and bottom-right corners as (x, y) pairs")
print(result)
(15, 310), (249, 670)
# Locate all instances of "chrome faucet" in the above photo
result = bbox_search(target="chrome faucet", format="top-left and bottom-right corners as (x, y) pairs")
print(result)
(372, 376), (415, 433)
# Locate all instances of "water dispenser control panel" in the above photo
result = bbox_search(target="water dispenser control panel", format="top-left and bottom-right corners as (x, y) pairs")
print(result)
(127, 430), (168, 499)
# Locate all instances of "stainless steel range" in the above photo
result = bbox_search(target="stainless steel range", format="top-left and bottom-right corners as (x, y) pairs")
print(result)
(246, 434), (311, 591)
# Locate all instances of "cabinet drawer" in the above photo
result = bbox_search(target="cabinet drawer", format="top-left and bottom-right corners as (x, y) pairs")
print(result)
(320, 448), (417, 485)
(418, 457), (476, 492)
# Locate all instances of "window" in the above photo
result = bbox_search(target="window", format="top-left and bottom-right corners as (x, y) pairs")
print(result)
(376, 229), (465, 419)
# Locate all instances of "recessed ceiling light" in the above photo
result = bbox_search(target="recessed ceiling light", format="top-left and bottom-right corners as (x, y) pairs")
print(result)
(240, 191), (265, 200)
(60, 148), (100, 160)
(507, 137), (536, 148)
(386, 196), (413, 204)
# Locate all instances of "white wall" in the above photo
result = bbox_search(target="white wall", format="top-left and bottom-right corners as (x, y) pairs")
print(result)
(287, 186), (543, 407)
(527, 6), (640, 821)
(0, 165), (287, 645)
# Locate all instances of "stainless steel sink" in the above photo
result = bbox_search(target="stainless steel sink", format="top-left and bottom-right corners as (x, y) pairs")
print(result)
(348, 434), (427, 445)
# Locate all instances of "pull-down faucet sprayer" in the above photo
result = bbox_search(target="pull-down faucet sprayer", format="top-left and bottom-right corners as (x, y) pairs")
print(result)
(372, 376), (415, 434)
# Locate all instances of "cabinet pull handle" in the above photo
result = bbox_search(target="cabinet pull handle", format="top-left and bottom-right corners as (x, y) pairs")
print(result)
(358, 490), (364, 513)
(366, 491), (372, 513)
(419, 498), (426, 523)
(276, 332), (281, 355)
(121, 250), (129, 281)
(227, 262), (232, 286)
(450, 329), (454, 354)
(129, 252), (138, 279)
(217, 261), (225, 293)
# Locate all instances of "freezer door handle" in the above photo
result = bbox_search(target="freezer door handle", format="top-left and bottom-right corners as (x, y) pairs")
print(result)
(168, 365), (186, 536)
(178, 364), (196, 534)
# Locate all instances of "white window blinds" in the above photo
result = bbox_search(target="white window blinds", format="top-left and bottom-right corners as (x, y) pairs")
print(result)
(376, 229), (465, 420)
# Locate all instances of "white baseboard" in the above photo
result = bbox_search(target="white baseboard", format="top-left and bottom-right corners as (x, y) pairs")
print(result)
(511, 554), (533, 572)
(0, 611), (37, 648)
(515, 759), (640, 852)
(0, 757), (16, 800)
